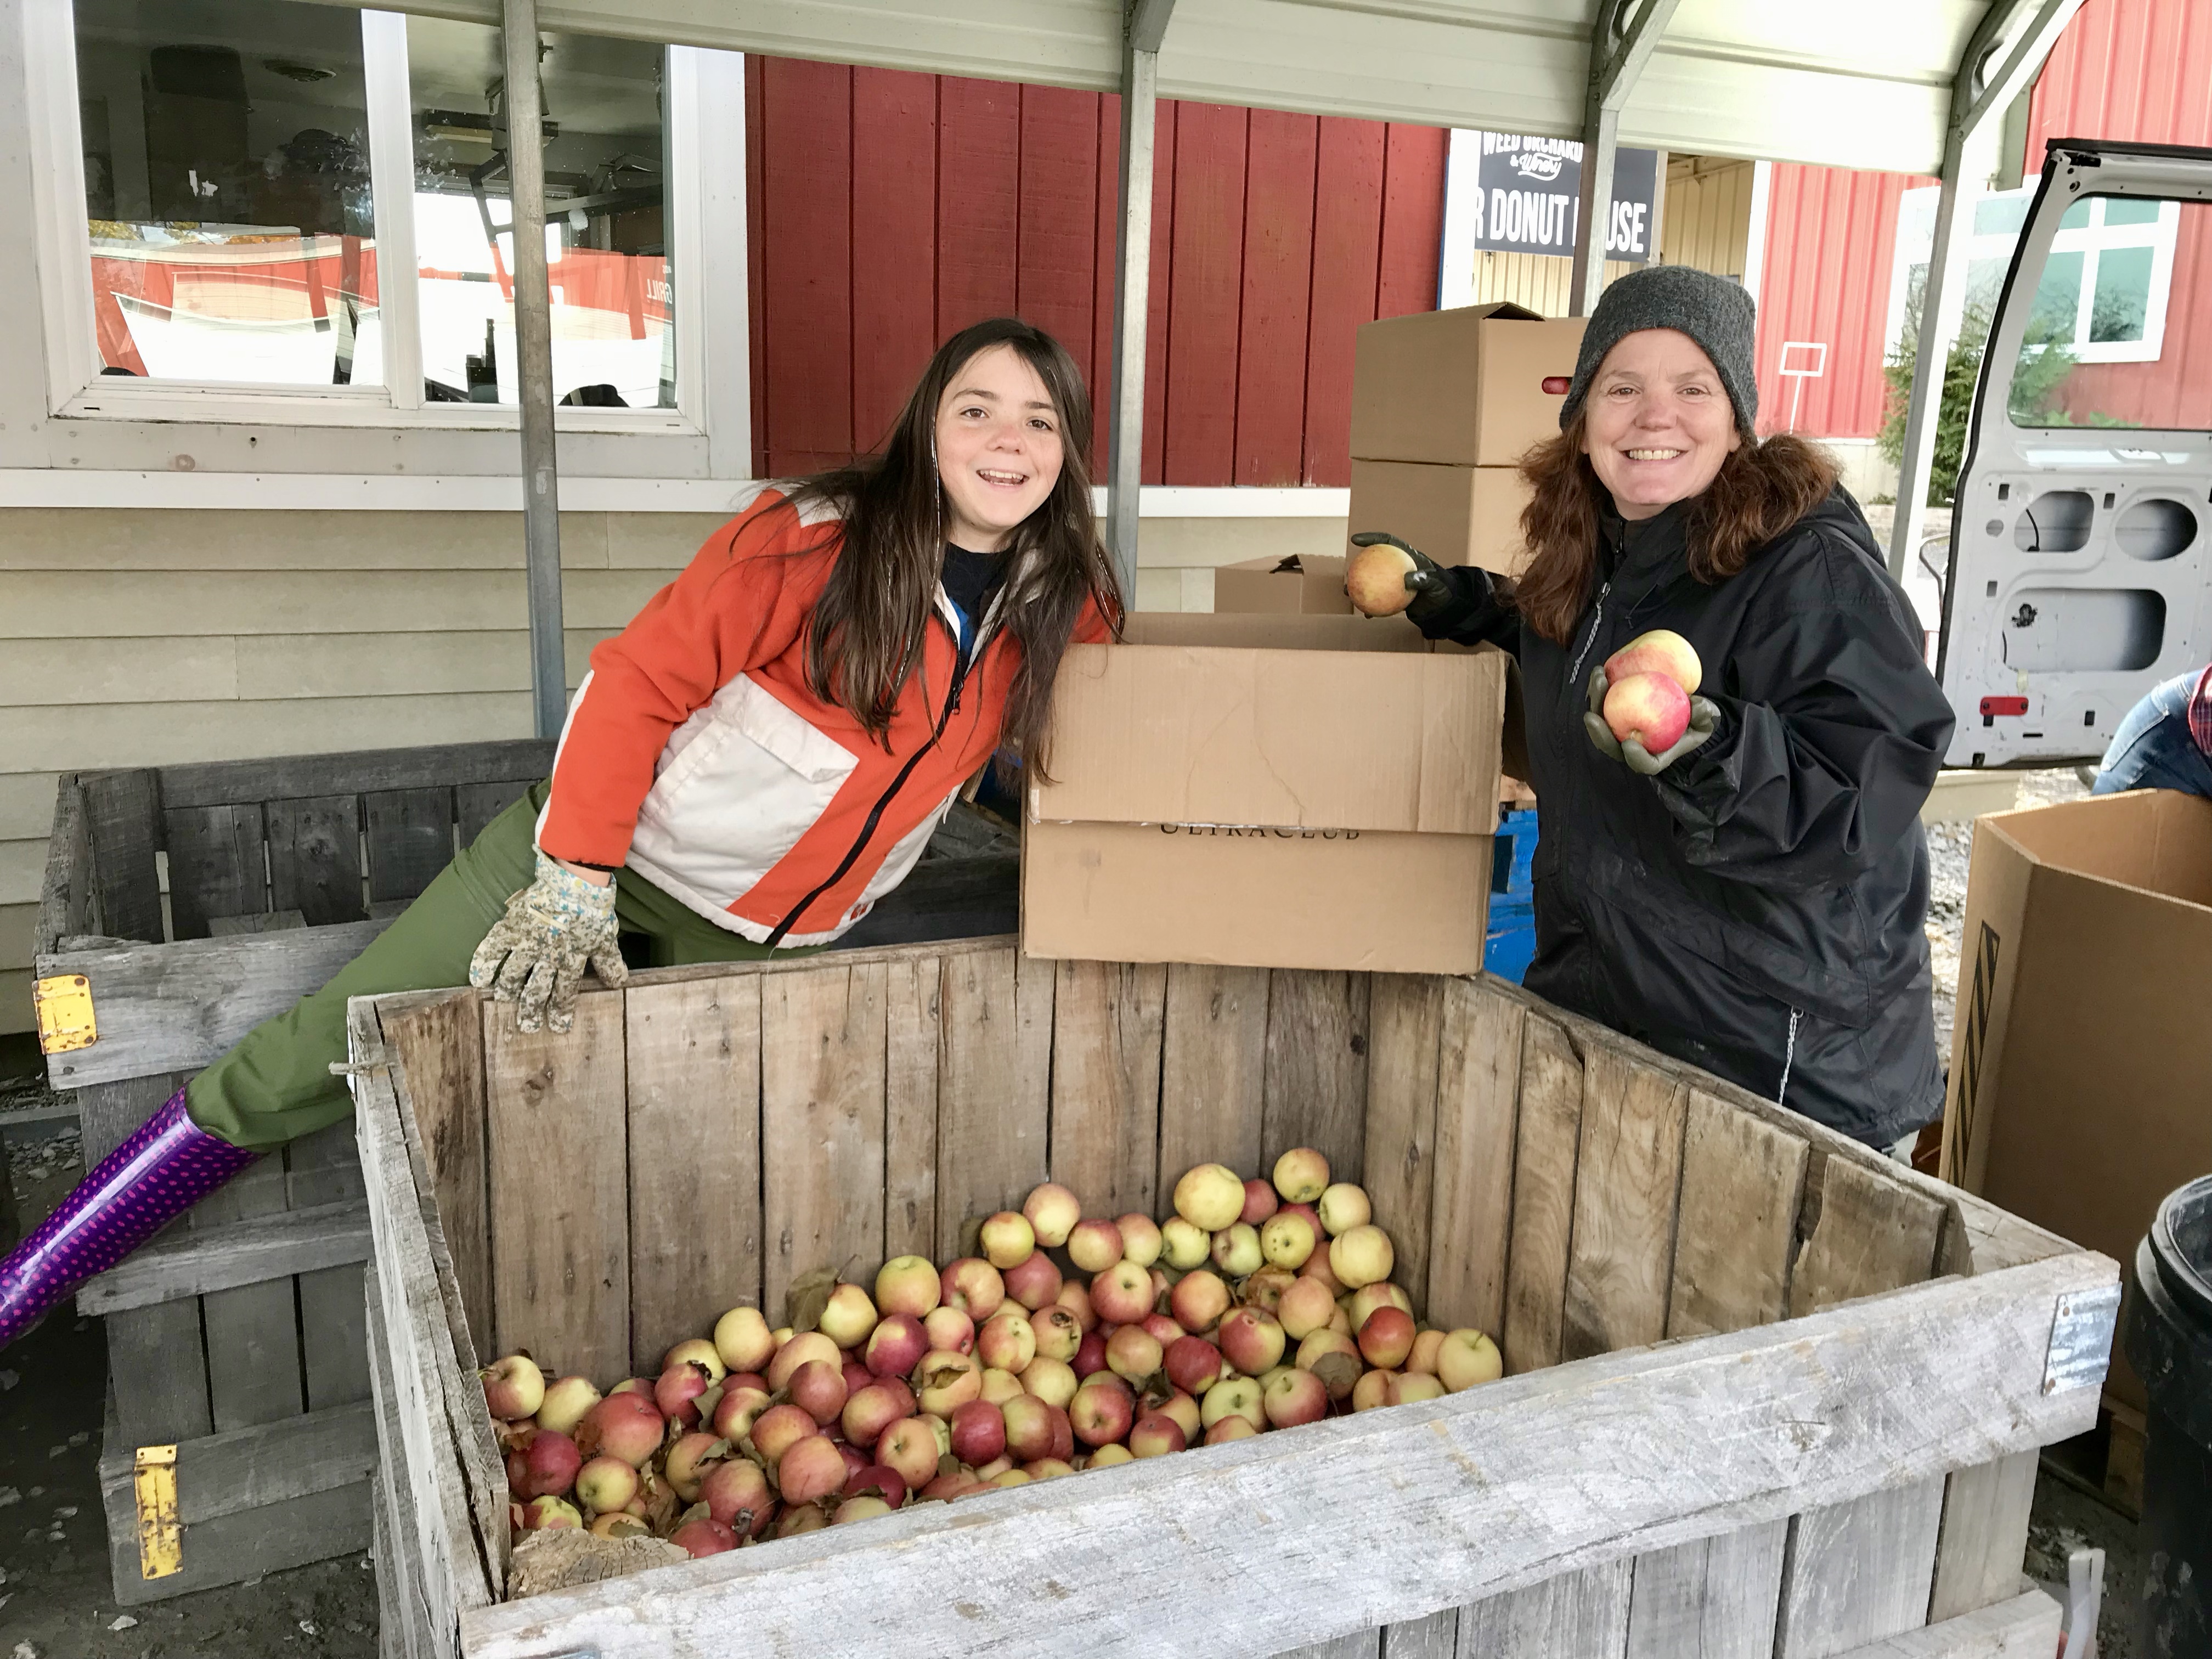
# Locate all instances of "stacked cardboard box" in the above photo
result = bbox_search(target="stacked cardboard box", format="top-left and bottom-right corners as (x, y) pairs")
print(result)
(1346, 302), (1587, 577)
(1212, 553), (1350, 616)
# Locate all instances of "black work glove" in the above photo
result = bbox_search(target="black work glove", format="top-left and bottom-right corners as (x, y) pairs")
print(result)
(1583, 666), (1722, 777)
(1350, 531), (1494, 634)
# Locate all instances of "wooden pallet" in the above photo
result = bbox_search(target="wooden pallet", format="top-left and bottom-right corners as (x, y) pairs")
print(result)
(353, 943), (2111, 1659)
(2041, 1394), (2147, 1519)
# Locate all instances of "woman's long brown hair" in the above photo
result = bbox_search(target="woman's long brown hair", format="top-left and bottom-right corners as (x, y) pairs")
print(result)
(1511, 412), (1840, 644)
(785, 318), (1123, 774)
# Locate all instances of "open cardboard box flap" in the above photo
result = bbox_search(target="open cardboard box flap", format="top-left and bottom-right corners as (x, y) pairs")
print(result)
(1034, 613), (1504, 837)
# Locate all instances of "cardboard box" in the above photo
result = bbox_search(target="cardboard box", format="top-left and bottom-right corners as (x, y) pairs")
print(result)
(1351, 302), (1588, 468)
(1024, 613), (1504, 974)
(1212, 553), (1351, 616)
(1348, 460), (1534, 576)
(1939, 789), (2212, 1410)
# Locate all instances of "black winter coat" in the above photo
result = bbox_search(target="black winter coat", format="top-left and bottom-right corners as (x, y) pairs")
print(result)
(1420, 487), (1956, 1147)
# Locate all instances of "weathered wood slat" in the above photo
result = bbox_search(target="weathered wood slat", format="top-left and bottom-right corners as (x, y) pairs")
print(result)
(455, 778), (537, 849)
(1273, 1633), (1380, 1659)
(1260, 969), (1371, 1182)
(1775, 1478), (1948, 1659)
(289, 1118), (372, 1412)
(1668, 1092), (1810, 1340)
(1561, 1041), (1690, 1362)
(935, 946), (1051, 1259)
(1425, 977), (1523, 1336)
(1790, 1156), (1948, 1319)
(1927, 1453), (2038, 1624)
(76, 1200), (371, 1314)
(80, 767), (165, 944)
(483, 991), (630, 1382)
(762, 963), (887, 1326)
(1158, 962), (1269, 1191)
(882, 952), (942, 1263)
(157, 740), (554, 810)
(1502, 1013), (1584, 1375)
(99, 1459), (370, 1607)
(165, 801), (269, 939)
(38, 918), (394, 1088)
(833, 852), (1020, 951)
(1363, 973), (1447, 1312)
(105, 1300), (215, 1445)
(1048, 959), (1167, 1222)
(208, 908), (308, 935)
(365, 787), (456, 905)
(1459, 1560), (1633, 1657)
(456, 1252), (2111, 1659)
(267, 794), (367, 926)
(380, 991), (491, 1340)
(627, 975), (764, 1372)
(36, 772), (92, 955)
(1823, 1590), (2058, 1658)
(1377, 1609), (1459, 1657)
(97, 1397), (377, 1525)
(1625, 1520), (1787, 1658)
(364, 1259), (470, 1648)
(194, 1156), (307, 1432)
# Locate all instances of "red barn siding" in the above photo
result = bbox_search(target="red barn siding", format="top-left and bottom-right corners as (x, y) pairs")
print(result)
(744, 58), (1447, 486)
(1752, 164), (1931, 440)
(2023, 0), (2212, 432)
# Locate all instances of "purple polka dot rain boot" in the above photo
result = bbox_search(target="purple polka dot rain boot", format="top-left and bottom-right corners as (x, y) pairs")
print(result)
(0, 1087), (257, 1349)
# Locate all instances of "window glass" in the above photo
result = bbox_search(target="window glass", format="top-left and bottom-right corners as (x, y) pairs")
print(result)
(406, 20), (674, 408)
(1973, 195), (2029, 237)
(2010, 196), (2205, 429)
(74, 0), (381, 386)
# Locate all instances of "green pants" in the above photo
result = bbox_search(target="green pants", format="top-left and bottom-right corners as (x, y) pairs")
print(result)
(187, 783), (810, 1150)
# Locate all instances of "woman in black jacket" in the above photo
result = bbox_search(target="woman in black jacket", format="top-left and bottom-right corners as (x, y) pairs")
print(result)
(1397, 266), (1955, 1150)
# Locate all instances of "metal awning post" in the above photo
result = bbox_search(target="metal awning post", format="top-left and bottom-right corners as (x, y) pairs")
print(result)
(1569, 0), (1679, 318)
(1105, 0), (1175, 607)
(1888, 0), (2085, 578)
(503, 0), (567, 737)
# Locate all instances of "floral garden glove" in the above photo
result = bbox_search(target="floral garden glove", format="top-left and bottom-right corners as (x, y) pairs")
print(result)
(1582, 667), (1723, 777)
(468, 851), (628, 1034)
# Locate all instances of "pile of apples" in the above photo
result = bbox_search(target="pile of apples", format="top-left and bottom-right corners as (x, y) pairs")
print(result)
(482, 1148), (1503, 1559)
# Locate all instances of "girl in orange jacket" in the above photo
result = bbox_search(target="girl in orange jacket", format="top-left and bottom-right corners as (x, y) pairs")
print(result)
(0, 317), (1122, 1350)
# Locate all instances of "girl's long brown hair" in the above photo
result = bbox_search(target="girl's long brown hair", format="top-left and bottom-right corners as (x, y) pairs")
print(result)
(1511, 411), (1840, 643)
(785, 318), (1122, 773)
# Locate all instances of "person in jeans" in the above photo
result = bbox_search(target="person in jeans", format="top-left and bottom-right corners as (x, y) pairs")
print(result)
(0, 317), (1121, 1349)
(2092, 667), (2212, 798)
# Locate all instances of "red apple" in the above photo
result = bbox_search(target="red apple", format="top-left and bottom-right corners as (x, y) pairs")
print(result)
(714, 1305), (776, 1375)
(1198, 1375), (1265, 1432)
(1211, 1222), (1264, 1278)
(1066, 1217), (1125, 1274)
(1602, 670), (1691, 750)
(608, 1376), (654, 1398)
(776, 1503), (830, 1538)
(481, 1353), (545, 1421)
(977, 1311), (1037, 1374)
(1164, 1335), (1222, 1396)
(1263, 1367), (1329, 1429)
(1069, 1381), (1135, 1447)
(1020, 1356), (1078, 1409)
(832, 1494), (893, 1525)
(664, 1431), (724, 1502)
(1242, 1265), (1298, 1316)
(589, 1512), (648, 1540)
(1169, 1269), (1231, 1333)
(1105, 1325), (1163, 1384)
(574, 1392), (664, 1468)
(788, 1358), (849, 1427)
(858, 1311), (926, 1380)
(766, 1331), (839, 1393)
(1071, 1330), (1109, 1379)
(574, 1454), (639, 1516)
(534, 1375), (600, 1438)
(1002, 1251), (1063, 1314)
(1218, 1308), (1288, 1375)
(1153, 1390), (1202, 1443)
(842, 1358), (873, 1397)
(841, 1382), (909, 1449)
(816, 1283), (880, 1351)
(1205, 1416), (1260, 1446)
(1030, 1305), (1084, 1364)
(1348, 1282), (1414, 1330)
(836, 1441), (868, 1482)
(999, 1393), (1057, 1463)
(1023, 1457), (1076, 1481)
(654, 1362), (712, 1428)
(916, 1351), (983, 1418)
(940, 1258), (1006, 1321)
(1317, 1183), (1371, 1236)
(1140, 1312), (1186, 1347)
(508, 1429), (581, 1500)
(748, 1402), (818, 1469)
(1160, 1217), (1212, 1271)
(1351, 1368), (1396, 1412)
(979, 1210), (1036, 1271)
(1240, 1178), (1280, 1227)
(1090, 1261), (1153, 1326)
(874, 1418), (940, 1490)
(670, 1515), (739, 1558)
(1128, 1412), (1187, 1458)
(710, 1383), (772, 1443)
(1260, 1211), (1318, 1271)
(661, 1337), (726, 1385)
(923, 1305), (977, 1357)
(843, 1464), (909, 1509)
(1604, 628), (1702, 695)
(949, 1398), (1007, 1465)
(1279, 1278), (1340, 1343)
(1272, 1147), (1331, 1205)
(1054, 1280), (1097, 1331)
(523, 1494), (582, 1530)
(1115, 1214), (1164, 1268)
(874, 1254), (943, 1319)
(980, 1367), (1025, 1406)
(701, 1457), (775, 1536)
(777, 1434), (850, 1506)
(1022, 1181), (1082, 1248)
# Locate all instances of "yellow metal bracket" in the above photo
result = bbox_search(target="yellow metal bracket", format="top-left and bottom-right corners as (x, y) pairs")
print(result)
(33, 974), (97, 1056)
(133, 1443), (182, 1580)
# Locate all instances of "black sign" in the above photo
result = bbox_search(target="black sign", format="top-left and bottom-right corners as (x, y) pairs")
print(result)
(1466, 133), (1660, 263)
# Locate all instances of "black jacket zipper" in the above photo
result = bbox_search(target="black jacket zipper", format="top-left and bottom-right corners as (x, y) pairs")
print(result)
(763, 602), (978, 949)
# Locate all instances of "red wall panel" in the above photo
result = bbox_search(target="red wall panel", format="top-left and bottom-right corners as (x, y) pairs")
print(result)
(747, 61), (1447, 488)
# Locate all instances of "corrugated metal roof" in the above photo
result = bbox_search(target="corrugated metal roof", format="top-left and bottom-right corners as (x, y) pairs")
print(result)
(354, 0), (1993, 173)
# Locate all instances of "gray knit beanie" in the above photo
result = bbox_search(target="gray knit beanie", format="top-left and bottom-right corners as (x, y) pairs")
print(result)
(1559, 265), (1758, 436)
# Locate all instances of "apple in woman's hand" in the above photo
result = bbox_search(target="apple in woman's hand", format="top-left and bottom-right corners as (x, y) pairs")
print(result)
(1604, 672), (1691, 751)
(1604, 628), (1702, 695)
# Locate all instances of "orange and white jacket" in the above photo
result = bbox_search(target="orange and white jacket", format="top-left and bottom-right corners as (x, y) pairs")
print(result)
(537, 483), (1110, 947)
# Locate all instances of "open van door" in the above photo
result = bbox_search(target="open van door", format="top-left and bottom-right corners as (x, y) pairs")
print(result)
(1937, 138), (2212, 767)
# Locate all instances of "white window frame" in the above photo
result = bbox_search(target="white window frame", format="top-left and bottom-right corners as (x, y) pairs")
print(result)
(1885, 182), (2181, 368)
(10, 0), (749, 475)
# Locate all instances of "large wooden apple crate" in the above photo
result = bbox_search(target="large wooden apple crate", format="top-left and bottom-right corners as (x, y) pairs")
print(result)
(353, 938), (2117, 1659)
(33, 741), (1017, 1604)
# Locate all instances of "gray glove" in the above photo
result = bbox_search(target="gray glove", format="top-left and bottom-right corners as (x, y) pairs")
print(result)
(1583, 667), (1722, 777)
(1349, 531), (1493, 630)
(469, 851), (629, 1034)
